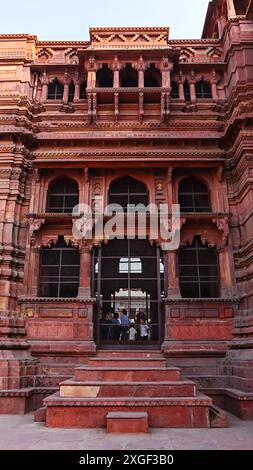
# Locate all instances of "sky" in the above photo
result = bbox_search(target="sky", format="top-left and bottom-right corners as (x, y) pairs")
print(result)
(0, 0), (210, 40)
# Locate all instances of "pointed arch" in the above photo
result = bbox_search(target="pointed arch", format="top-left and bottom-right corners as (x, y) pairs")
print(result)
(178, 176), (211, 213)
(46, 177), (79, 213)
(108, 175), (149, 212)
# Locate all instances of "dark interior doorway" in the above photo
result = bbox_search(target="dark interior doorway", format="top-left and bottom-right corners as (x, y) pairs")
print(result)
(92, 238), (165, 348)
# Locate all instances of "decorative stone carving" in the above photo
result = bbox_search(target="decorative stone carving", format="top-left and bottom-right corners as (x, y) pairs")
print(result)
(213, 217), (230, 245)
(28, 218), (45, 246)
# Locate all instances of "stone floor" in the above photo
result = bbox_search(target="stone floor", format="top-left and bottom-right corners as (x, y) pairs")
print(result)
(0, 413), (252, 450)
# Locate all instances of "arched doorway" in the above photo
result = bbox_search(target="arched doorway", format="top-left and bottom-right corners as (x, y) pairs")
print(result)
(92, 238), (165, 348)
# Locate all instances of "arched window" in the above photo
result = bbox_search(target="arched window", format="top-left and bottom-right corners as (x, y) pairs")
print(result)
(68, 80), (75, 103)
(179, 177), (211, 213)
(195, 78), (212, 99)
(97, 65), (113, 88)
(80, 80), (86, 99)
(171, 80), (179, 98)
(144, 64), (161, 87)
(178, 237), (220, 298)
(108, 176), (149, 212)
(48, 78), (64, 100)
(46, 177), (79, 214)
(40, 236), (80, 298)
(120, 64), (138, 88)
(184, 79), (190, 101)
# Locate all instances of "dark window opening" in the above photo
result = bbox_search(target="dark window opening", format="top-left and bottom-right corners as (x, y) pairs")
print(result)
(178, 237), (220, 298)
(46, 177), (79, 214)
(120, 64), (138, 88)
(108, 176), (149, 212)
(68, 80), (75, 103)
(184, 79), (190, 101)
(195, 78), (212, 99)
(144, 64), (161, 87)
(213, 23), (219, 39)
(48, 78), (64, 100)
(234, 0), (250, 15)
(80, 80), (87, 99)
(179, 177), (211, 213)
(40, 236), (80, 298)
(171, 80), (179, 98)
(97, 65), (113, 88)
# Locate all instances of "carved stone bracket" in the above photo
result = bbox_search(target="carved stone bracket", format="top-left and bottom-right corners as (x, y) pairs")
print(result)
(212, 216), (230, 245)
(28, 218), (45, 246)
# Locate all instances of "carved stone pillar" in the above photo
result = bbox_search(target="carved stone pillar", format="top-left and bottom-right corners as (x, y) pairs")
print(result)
(161, 57), (172, 89)
(226, 0), (236, 18)
(136, 56), (145, 88)
(166, 250), (181, 298)
(112, 56), (121, 88)
(190, 80), (196, 104)
(178, 79), (184, 102)
(114, 92), (119, 121)
(86, 57), (97, 90)
(218, 244), (235, 298)
(73, 74), (80, 102)
(78, 241), (92, 299)
(40, 71), (48, 103)
(63, 72), (70, 104)
(211, 70), (219, 102)
(113, 69), (120, 88)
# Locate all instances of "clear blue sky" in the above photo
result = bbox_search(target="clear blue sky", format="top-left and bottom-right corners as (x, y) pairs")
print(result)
(0, 0), (210, 40)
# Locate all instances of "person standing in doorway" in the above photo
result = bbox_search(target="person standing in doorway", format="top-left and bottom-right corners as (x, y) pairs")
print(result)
(120, 309), (130, 342)
(140, 318), (149, 341)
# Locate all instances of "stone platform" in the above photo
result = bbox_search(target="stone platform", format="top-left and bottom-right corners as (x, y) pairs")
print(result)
(42, 350), (220, 429)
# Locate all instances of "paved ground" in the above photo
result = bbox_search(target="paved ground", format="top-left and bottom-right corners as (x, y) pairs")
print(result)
(0, 413), (252, 450)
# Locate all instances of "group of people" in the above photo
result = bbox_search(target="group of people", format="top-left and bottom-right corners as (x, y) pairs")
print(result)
(101, 309), (149, 342)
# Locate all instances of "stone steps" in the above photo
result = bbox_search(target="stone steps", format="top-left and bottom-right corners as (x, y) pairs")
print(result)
(60, 379), (196, 398)
(107, 411), (149, 433)
(96, 350), (163, 358)
(44, 392), (212, 428)
(88, 357), (167, 368)
(75, 366), (181, 382)
(42, 350), (222, 429)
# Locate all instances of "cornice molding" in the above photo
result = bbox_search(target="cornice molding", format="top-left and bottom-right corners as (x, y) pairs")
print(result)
(33, 149), (224, 159)
(18, 297), (96, 303)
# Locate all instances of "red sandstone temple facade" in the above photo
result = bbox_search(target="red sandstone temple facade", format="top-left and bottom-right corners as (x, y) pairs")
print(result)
(0, 0), (253, 429)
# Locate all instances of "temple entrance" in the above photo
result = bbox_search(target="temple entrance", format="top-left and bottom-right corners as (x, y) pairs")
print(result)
(92, 239), (165, 348)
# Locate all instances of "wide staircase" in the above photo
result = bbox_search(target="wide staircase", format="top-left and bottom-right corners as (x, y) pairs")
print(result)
(41, 350), (227, 430)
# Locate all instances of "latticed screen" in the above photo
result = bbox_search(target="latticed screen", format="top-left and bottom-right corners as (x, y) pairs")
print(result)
(179, 177), (211, 212)
(178, 238), (220, 298)
(40, 238), (80, 298)
(46, 178), (79, 213)
(108, 176), (149, 212)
